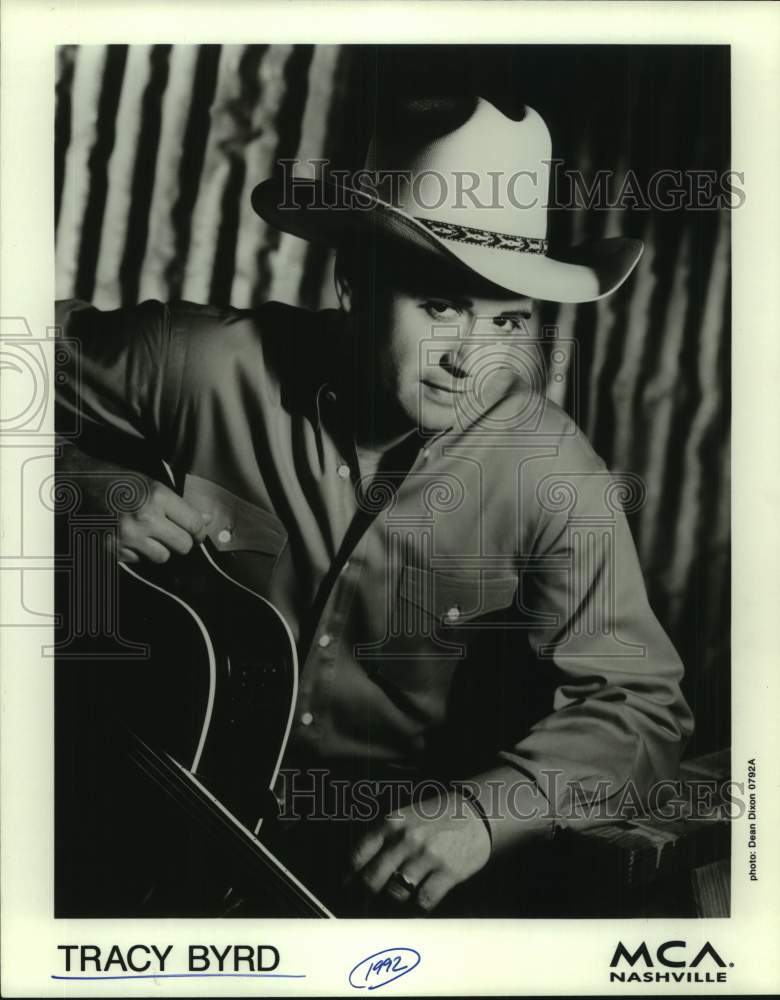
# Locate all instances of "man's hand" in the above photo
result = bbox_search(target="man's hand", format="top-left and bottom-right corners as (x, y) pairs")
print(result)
(350, 790), (491, 913)
(115, 477), (212, 565)
(57, 443), (213, 565)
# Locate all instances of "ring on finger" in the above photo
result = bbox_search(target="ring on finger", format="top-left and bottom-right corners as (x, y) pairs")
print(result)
(390, 870), (417, 895)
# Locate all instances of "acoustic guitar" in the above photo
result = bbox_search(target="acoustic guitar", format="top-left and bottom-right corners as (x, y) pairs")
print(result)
(54, 466), (334, 918)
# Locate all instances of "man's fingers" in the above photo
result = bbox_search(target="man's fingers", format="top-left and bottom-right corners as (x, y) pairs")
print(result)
(150, 516), (198, 556)
(156, 488), (212, 540)
(121, 513), (193, 557)
(385, 854), (435, 903)
(350, 829), (386, 873)
(187, 509), (212, 543)
(131, 537), (173, 565)
(115, 488), (213, 564)
(359, 839), (417, 896)
(196, 511), (213, 540)
(414, 871), (455, 913)
(107, 533), (142, 565)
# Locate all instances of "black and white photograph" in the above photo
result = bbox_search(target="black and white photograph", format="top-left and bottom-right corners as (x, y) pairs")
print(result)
(1, 2), (778, 996)
(52, 40), (731, 920)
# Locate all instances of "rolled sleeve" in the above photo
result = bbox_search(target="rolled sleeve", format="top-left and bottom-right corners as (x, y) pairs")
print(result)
(469, 424), (694, 852)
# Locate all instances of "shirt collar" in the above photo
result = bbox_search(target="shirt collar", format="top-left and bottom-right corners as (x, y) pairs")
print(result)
(313, 378), (453, 454)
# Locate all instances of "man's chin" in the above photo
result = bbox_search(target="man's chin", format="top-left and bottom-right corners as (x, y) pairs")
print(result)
(417, 389), (519, 434)
(413, 391), (455, 430)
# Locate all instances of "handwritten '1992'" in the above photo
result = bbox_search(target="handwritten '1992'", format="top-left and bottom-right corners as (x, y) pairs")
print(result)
(348, 948), (421, 990)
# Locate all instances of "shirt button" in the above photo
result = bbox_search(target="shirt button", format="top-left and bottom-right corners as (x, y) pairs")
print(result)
(318, 634), (332, 648)
(324, 389), (337, 404)
(300, 711), (314, 726)
(337, 463), (350, 479)
(217, 528), (232, 544)
(445, 605), (461, 622)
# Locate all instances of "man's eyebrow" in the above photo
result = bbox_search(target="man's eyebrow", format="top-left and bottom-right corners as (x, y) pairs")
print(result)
(496, 305), (533, 318)
(418, 290), (533, 318)
(418, 291), (474, 308)
(487, 302), (534, 320)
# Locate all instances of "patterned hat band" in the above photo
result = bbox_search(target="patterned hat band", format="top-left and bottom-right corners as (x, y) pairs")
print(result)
(414, 217), (548, 256)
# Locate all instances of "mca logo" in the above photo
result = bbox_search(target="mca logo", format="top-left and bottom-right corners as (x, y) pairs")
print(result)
(609, 940), (731, 984)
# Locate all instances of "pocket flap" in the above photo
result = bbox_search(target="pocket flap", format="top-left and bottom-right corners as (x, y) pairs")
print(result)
(400, 566), (517, 624)
(183, 473), (287, 556)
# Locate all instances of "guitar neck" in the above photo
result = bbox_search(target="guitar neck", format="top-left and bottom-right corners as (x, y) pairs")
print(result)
(128, 732), (334, 918)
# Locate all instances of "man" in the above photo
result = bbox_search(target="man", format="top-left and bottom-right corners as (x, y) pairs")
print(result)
(55, 96), (693, 916)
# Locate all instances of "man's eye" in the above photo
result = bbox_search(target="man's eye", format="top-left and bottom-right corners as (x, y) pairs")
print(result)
(493, 315), (526, 332)
(423, 301), (461, 320)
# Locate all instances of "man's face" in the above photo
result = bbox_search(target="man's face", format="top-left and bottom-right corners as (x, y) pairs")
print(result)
(349, 253), (534, 440)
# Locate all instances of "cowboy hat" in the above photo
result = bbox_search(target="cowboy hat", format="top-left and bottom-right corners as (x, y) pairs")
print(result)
(251, 97), (643, 304)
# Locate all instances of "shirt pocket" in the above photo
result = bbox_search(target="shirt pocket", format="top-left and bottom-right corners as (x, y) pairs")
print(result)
(182, 473), (288, 592)
(371, 568), (518, 700)
(399, 566), (518, 632)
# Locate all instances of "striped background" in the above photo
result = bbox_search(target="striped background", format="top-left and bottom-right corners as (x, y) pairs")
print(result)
(54, 44), (730, 754)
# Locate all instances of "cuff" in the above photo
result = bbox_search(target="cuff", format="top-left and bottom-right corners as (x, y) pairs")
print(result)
(456, 765), (557, 855)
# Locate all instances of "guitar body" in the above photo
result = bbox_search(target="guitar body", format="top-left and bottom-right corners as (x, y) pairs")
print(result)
(55, 515), (332, 917)
(116, 541), (297, 829)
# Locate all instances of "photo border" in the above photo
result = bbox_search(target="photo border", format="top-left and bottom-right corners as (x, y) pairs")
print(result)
(2, 2), (778, 995)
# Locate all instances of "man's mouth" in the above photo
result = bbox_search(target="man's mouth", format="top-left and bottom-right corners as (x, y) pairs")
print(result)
(421, 379), (466, 395)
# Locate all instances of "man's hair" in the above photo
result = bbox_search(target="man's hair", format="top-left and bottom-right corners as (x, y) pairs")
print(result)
(334, 232), (513, 307)
(333, 234), (421, 305)
(333, 235), (371, 297)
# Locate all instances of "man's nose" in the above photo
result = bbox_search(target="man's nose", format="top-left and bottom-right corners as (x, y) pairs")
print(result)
(438, 336), (489, 379)
(438, 349), (470, 381)
(435, 319), (503, 380)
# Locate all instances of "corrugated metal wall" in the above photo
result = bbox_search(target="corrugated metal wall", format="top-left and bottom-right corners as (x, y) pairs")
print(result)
(54, 44), (730, 753)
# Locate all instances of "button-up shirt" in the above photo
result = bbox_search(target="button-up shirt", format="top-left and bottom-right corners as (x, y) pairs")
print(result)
(55, 297), (693, 848)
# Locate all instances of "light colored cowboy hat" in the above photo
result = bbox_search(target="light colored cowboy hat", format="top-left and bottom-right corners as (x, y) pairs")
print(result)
(251, 97), (643, 304)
